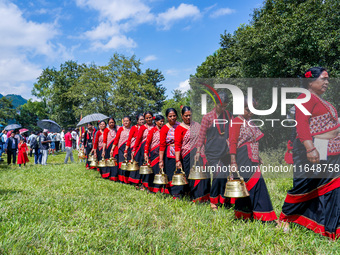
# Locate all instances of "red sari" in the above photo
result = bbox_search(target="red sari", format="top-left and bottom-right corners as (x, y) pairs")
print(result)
(134, 123), (155, 187)
(113, 126), (131, 184)
(229, 116), (277, 221)
(17, 142), (29, 165)
(103, 127), (118, 180)
(175, 121), (210, 202)
(126, 125), (142, 184)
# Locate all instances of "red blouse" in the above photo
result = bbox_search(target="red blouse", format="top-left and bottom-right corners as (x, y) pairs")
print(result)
(296, 93), (338, 142)
(145, 126), (161, 154)
(174, 125), (188, 152)
(103, 127), (117, 145)
(93, 129), (106, 149)
(126, 125), (139, 148)
(113, 126), (131, 148)
(159, 125), (170, 152)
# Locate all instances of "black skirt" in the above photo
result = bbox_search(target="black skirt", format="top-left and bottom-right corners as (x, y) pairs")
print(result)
(280, 139), (340, 239)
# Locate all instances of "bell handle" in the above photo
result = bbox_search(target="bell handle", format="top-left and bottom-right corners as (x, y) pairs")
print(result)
(179, 167), (186, 175)
(192, 159), (197, 169)
(160, 168), (165, 174)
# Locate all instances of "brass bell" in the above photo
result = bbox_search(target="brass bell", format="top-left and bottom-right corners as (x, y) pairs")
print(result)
(78, 150), (86, 159)
(188, 160), (210, 180)
(120, 157), (128, 170)
(98, 159), (107, 168)
(153, 168), (169, 185)
(89, 159), (98, 168)
(171, 168), (188, 186)
(139, 162), (153, 174)
(224, 171), (249, 198)
(106, 157), (117, 167)
(88, 154), (95, 162)
(127, 159), (139, 171)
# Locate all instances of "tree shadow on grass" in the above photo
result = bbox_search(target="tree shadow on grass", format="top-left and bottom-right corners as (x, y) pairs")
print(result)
(0, 189), (22, 195)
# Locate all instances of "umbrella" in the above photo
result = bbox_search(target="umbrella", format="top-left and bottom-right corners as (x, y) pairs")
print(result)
(19, 128), (29, 134)
(0, 124), (3, 127)
(37, 119), (61, 133)
(76, 113), (109, 127)
(4, 124), (22, 131)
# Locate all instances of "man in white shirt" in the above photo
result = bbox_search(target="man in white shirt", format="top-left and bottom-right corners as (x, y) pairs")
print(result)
(55, 132), (61, 152)
(71, 129), (77, 150)
(60, 130), (65, 152)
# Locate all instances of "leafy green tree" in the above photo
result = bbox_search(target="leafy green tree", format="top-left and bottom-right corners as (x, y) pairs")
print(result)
(0, 97), (16, 126)
(16, 100), (48, 131)
(161, 89), (190, 123)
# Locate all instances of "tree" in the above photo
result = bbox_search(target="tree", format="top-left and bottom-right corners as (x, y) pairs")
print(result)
(161, 89), (190, 122)
(16, 100), (48, 131)
(0, 97), (16, 126)
(32, 61), (87, 127)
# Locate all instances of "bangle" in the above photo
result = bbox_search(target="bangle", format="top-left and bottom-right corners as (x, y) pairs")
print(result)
(124, 150), (128, 153)
(231, 161), (237, 164)
(176, 160), (181, 163)
(306, 147), (316, 153)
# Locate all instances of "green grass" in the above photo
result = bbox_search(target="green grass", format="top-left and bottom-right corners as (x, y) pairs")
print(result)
(0, 151), (339, 254)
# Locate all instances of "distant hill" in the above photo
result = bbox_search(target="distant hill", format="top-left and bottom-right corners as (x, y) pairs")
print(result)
(0, 94), (27, 108)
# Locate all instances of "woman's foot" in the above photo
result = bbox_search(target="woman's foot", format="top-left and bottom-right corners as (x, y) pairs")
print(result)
(135, 185), (140, 190)
(140, 186), (146, 191)
(210, 203), (218, 211)
(276, 220), (290, 233)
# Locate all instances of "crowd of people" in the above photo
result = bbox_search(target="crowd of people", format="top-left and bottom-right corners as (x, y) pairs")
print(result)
(1, 67), (339, 240)
(0, 128), (82, 166)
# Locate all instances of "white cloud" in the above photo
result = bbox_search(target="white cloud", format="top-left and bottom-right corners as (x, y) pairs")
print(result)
(210, 8), (235, 18)
(157, 3), (201, 30)
(0, 1), (58, 56)
(143, 55), (157, 63)
(176, 79), (190, 92)
(0, 1), (63, 99)
(92, 35), (137, 50)
(0, 57), (41, 99)
(77, 0), (153, 50)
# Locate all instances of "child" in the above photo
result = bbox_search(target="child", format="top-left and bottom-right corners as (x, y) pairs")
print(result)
(17, 138), (29, 167)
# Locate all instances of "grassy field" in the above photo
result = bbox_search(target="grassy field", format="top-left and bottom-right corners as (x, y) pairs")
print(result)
(0, 151), (339, 254)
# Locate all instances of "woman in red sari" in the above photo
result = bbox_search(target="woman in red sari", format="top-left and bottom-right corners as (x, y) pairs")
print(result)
(110, 116), (132, 184)
(91, 120), (107, 172)
(159, 108), (181, 197)
(124, 114), (144, 187)
(228, 99), (277, 222)
(17, 138), (29, 167)
(279, 67), (340, 239)
(102, 117), (118, 180)
(175, 106), (210, 202)
(144, 115), (164, 193)
(133, 111), (155, 190)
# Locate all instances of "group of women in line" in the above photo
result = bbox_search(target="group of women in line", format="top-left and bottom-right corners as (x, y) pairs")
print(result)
(81, 67), (340, 240)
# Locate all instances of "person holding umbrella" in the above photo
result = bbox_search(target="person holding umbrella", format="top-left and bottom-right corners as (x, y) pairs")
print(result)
(40, 129), (51, 165)
(5, 132), (18, 165)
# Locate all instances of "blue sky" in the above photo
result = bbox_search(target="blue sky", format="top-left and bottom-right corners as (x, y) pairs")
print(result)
(0, 0), (261, 100)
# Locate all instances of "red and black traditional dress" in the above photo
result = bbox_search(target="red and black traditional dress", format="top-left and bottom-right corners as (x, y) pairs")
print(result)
(160, 122), (181, 197)
(175, 121), (210, 202)
(134, 123), (155, 188)
(17, 142), (29, 165)
(280, 93), (340, 239)
(84, 129), (95, 169)
(229, 116), (277, 221)
(126, 125), (142, 184)
(93, 129), (106, 172)
(113, 126), (131, 184)
(197, 108), (232, 205)
(103, 127), (118, 180)
(145, 126), (164, 193)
